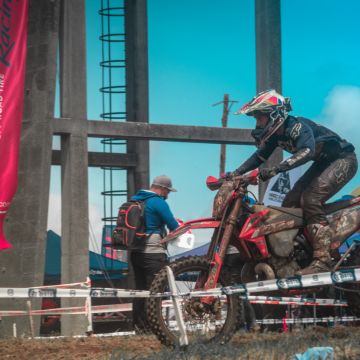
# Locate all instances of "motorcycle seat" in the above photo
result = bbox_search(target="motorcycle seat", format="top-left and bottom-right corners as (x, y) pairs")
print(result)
(268, 205), (303, 218)
(269, 196), (360, 218)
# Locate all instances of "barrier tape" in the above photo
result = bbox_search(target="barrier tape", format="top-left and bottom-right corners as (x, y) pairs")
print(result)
(0, 303), (133, 317)
(0, 288), (150, 299)
(0, 294), (346, 318)
(0, 295), (346, 318)
(256, 316), (360, 325)
(158, 316), (360, 332)
(34, 331), (136, 340)
(190, 268), (360, 297)
(0, 268), (358, 299)
(248, 299), (346, 306)
(28, 280), (90, 289)
(161, 295), (347, 308)
(246, 295), (347, 307)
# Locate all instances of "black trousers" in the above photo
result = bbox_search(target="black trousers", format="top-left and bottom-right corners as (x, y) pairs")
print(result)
(130, 252), (168, 329)
(282, 152), (358, 224)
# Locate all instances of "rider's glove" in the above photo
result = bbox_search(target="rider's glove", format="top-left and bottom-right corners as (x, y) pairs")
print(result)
(221, 172), (234, 180)
(222, 167), (244, 180)
(259, 167), (279, 182)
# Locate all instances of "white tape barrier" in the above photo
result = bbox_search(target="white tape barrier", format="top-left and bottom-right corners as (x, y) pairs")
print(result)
(190, 268), (360, 297)
(248, 299), (346, 306)
(256, 316), (360, 325)
(28, 280), (90, 289)
(0, 268), (359, 299)
(0, 303), (132, 317)
(250, 295), (346, 306)
(247, 295), (347, 307)
(0, 294), (346, 318)
(161, 295), (347, 308)
(34, 331), (136, 340)
(165, 317), (360, 332)
(0, 288), (150, 299)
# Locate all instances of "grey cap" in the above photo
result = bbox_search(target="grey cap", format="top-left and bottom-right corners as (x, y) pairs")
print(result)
(152, 175), (177, 192)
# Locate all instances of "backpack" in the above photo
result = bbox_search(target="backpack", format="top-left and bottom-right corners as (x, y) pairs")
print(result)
(112, 197), (155, 250)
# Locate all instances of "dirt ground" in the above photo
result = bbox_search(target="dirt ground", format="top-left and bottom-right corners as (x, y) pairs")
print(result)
(0, 334), (162, 360)
(0, 326), (360, 360)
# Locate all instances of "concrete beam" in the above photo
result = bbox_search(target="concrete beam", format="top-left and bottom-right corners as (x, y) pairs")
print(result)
(52, 119), (255, 145)
(52, 150), (137, 168)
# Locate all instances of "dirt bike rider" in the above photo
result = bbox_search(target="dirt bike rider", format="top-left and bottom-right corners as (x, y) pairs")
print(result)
(227, 89), (358, 275)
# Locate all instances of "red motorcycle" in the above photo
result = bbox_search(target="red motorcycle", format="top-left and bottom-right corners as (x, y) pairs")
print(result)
(146, 170), (360, 346)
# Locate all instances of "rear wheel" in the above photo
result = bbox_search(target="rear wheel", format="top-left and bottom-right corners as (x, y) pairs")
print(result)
(146, 256), (242, 347)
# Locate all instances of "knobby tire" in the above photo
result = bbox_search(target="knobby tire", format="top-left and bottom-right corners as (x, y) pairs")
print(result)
(146, 256), (242, 347)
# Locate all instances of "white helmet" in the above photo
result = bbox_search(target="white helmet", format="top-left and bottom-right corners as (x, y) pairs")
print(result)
(235, 89), (292, 145)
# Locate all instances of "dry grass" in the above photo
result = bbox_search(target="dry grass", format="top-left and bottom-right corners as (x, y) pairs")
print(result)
(0, 326), (359, 359)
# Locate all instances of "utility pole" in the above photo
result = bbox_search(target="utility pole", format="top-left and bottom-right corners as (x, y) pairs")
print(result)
(213, 94), (238, 175)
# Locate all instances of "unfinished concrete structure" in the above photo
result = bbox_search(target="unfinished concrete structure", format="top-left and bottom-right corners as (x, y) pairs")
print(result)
(0, 0), (281, 336)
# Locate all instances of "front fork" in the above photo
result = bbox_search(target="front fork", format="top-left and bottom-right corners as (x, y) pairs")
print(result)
(200, 194), (243, 304)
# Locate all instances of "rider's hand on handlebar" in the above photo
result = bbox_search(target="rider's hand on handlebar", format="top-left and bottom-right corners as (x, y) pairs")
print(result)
(221, 172), (233, 180)
(221, 169), (243, 181)
(259, 167), (279, 181)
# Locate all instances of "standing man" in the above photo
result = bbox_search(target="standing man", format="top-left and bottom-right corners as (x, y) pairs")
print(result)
(227, 89), (357, 275)
(130, 175), (179, 332)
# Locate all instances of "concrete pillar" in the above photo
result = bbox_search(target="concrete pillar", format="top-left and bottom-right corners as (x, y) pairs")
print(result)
(0, 0), (60, 337)
(59, 0), (89, 335)
(125, 0), (150, 196)
(124, 0), (150, 297)
(255, 0), (283, 201)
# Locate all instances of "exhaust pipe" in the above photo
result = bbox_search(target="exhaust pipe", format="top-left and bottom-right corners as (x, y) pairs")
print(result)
(254, 263), (276, 280)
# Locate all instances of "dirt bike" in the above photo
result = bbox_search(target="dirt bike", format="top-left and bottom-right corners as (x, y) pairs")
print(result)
(146, 169), (360, 346)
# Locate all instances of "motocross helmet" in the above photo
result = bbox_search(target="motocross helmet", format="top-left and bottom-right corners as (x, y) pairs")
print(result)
(235, 89), (292, 146)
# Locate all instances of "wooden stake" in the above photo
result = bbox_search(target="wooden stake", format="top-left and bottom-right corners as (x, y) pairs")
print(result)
(26, 301), (35, 338)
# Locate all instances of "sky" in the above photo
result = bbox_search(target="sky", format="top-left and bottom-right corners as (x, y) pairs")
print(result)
(48, 0), (360, 254)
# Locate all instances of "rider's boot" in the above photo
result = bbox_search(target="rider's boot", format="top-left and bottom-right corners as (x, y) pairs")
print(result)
(296, 223), (333, 276)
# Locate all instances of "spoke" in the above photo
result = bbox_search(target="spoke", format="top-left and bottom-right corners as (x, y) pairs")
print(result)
(161, 268), (229, 338)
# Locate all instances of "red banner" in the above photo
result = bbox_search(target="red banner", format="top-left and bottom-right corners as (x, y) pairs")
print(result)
(0, 0), (29, 250)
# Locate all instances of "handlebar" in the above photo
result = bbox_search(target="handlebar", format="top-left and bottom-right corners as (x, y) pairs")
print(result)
(206, 169), (259, 191)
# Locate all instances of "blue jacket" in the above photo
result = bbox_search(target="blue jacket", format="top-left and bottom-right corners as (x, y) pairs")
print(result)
(131, 190), (178, 236)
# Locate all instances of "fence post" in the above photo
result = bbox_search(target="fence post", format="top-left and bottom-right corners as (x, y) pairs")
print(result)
(26, 301), (35, 338)
(85, 295), (93, 335)
(166, 266), (188, 346)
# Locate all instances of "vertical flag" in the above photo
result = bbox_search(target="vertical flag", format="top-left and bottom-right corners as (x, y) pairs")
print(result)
(0, 0), (29, 249)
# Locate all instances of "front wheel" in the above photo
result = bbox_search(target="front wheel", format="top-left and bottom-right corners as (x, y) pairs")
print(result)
(146, 256), (242, 347)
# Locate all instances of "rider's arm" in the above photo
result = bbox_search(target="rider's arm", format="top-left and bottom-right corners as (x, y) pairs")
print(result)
(277, 122), (315, 173)
(233, 140), (278, 175)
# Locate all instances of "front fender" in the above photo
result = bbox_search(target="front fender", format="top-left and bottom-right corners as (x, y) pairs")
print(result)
(161, 218), (221, 244)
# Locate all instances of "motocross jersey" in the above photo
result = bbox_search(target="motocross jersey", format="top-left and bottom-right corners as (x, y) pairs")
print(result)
(239, 115), (355, 174)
